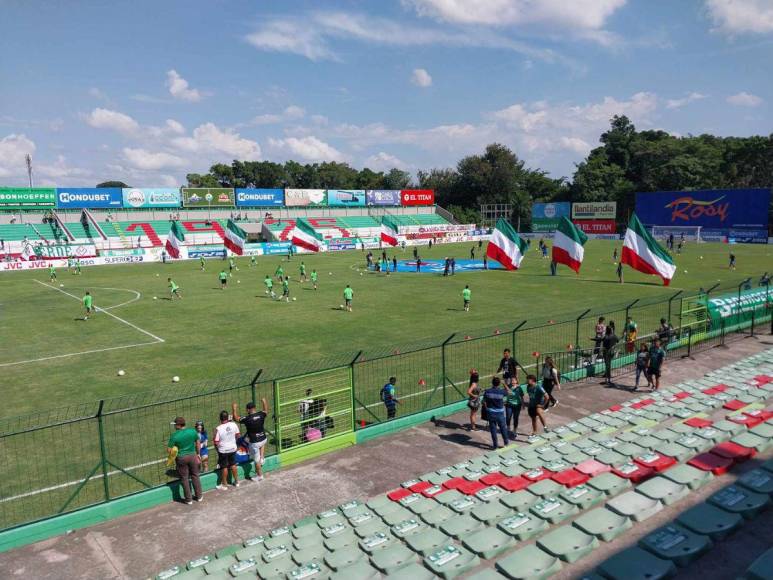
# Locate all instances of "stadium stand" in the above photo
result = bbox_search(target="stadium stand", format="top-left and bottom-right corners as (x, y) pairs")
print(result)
(389, 214), (451, 227)
(153, 349), (773, 580)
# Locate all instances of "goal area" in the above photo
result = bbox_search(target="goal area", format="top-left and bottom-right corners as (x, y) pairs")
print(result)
(651, 225), (703, 243)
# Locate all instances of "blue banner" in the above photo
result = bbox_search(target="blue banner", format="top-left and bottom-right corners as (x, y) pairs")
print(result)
(188, 248), (226, 258)
(701, 228), (769, 244)
(327, 189), (366, 207)
(56, 188), (122, 208)
(235, 188), (284, 207)
(366, 190), (401, 206)
(121, 188), (181, 208)
(263, 242), (292, 255)
(531, 202), (570, 220)
(636, 189), (771, 229)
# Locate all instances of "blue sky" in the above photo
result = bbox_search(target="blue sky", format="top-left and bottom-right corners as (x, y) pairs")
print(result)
(1, 0), (771, 187)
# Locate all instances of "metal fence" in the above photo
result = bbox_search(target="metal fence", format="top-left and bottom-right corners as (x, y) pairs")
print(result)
(1, 277), (771, 532)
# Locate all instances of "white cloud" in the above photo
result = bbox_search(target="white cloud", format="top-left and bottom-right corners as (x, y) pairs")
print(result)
(171, 123), (261, 159)
(164, 119), (185, 135)
(245, 20), (338, 61)
(665, 92), (707, 109)
(123, 148), (187, 171)
(147, 119), (186, 138)
(166, 69), (203, 102)
(557, 136), (592, 154)
(405, 0), (626, 30)
(267, 136), (345, 162)
(726, 91), (763, 106)
(283, 105), (306, 119)
(252, 105), (306, 125)
(364, 151), (409, 170)
(0, 133), (35, 178)
(88, 87), (109, 101)
(85, 108), (139, 134)
(706, 0), (773, 35)
(411, 68), (433, 87)
(36, 155), (91, 180)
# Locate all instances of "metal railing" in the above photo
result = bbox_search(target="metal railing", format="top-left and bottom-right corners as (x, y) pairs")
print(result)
(0, 276), (770, 532)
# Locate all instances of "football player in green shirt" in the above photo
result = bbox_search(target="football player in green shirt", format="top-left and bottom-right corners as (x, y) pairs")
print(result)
(462, 285), (471, 312)
(83, 291), (93, 320)
(219, 269), (228, 290)
(75, 259), (82, 275)
(275, 264), (284, 280)
(343, 285), (354, 312)
(168, 278), (182, 299)
(228, 256), (237, 277)
(250, 255), (257, 267)
(264, 274), (276, 299)
(281, 276), (290, 302)
(200, 256), (206, 271)
(49, 264), (57, 282)
(311, 269), (318, 290)
(300, 261), (307, 282)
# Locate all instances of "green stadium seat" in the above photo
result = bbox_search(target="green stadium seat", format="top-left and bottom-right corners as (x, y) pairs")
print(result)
(676, 502), (743, 540)
(712, 419), (746, 436)
(234, 544), (266, 562)
(435, 489), (465, 505)
(404, 527), (453, 556)
(164, 568), (206, 580)
(202, 556), (235, 575)
(463, 527), (516, 559)
(358, 531), (396, 554)
(674, 433), (713, 452)
(731, 432), (771, 453)
(324, 531), (358, 551)
(254, 554), (296, 579)
(639, 523), (712, 567)
(449, 495), (481, 514)
(499, 489), (539, 511)
(286, 561), (328, 579)
(708, 485), (771, 519)
(495, 544), (562, 579)
(560, 484), (604, 509)
(423, 544), (480, 579)
(737, 468), (773, 495)
(497, 512), (547, 540)
(528, 479), (563, 497)
(743, 547), (773, 580)
(529, 496), (579, 524)
(636, 476), (690, 505)
(440, 514), (485, 539)
(572, 507), (632, 542)
(370, 543), (418, 574)
(662, 464), (714, 490)
(466, 568), (507, 580)
(606, 491), (663, 522)
(420, 504), (456, 527)
(383, 562), (436, 580)
(389, 518), (427, 540)
(537, 525), (600, 563)
(353, 519), (390, 539)
(750, 422), (773, 439)
(596, 546), (677, 580)
(325, 548), (364, 571)
(291, 542), (328, 565)
(587, 472), (632, 496)
(596, 450), (628, 466)
(472, 500), (513, 525)
(329, 560), (379, 580)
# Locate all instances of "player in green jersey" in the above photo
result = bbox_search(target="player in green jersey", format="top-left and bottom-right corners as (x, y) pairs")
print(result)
(264, 275), (276, 299)
(343, 285), (354, 312)
(250, 255), (257, 267)
(310, 269), (318, 290)
(83, 291), (93, 320)
(275, 264), (284, 280)
(228, 256), (238, 277)
(75, 259), (82, 275)
(219, 269), (228, 289)
(200, 256), (206, 271)
(281, 276), (290, 302)
(462, 285), (471, 312)
(49, 264), (57, 282)
(300, 261), (307, 282)
(168, 278), (182, 299)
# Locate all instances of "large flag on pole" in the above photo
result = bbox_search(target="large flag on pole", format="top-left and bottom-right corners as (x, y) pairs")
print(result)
(223, 219), (247, 255)
(165, 221), (185, 259)
(552, 216), (588, 273)
(622, 213), (676, 286)
(380, 216), (399, 246)
(291, 220), (325, 252)
(486, 218), (528, 270)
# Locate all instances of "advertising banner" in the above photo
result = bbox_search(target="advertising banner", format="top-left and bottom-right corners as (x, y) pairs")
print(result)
(235, 188), (284, 207)
(572, 201), (617, 220)
(399, 224), (472, 234)
(188, 247), (226, 259)
(181, 188), (235, 208)
(635, 188), (771, 229)
(122, 188), (181, 208)
(56, 188), (122, 209)
(573, 219), (617, 234)
(0, 187), (56, 208)
(531, 202), (570, 232)
(101, 248), (146, 257)
(31, 243), (97, 258)
(700, 228), (769, 244)
(366, 190), (401, 206)
(706, 287), (772, 326)
(400, 189), (434, 206)
(327, 189), (366, 207)
(285, 189), (327, 207)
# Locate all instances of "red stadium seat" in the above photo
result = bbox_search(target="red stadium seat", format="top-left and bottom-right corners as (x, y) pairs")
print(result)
(442, 477), (468, 490)
(612, 462), (655, 484)
(684, 417), (713, 428)
(727, 414), (765, 428)
(723, 400), (746, 411)
(688, 453), (733, 475)
(480, 472), (508, 486)
(574, 459), (612, 477)
(551, 468), (590, 488)
(711, 442), (756, 463)
(498, 476), (531, 492)
(408, 481), (434, 494)
(522, 467), (554, 482)
(387, 488), (413, 501)
(457, 480), (487, 496)
(634, 452), (676, 473)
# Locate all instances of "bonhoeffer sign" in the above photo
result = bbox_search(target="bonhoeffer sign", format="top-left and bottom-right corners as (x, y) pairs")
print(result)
(531, 202), (570, 232)
(706, 287), (772, 326)
(56, 188), (122, 208)
(635, 189), (771, 229)
(0, 187), (56, 208)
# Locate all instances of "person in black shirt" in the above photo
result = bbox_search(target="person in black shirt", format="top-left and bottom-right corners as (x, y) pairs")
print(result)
(232, 399), (269, 481)
(497, 349), (518, 387)
(602, 325), (619, 386)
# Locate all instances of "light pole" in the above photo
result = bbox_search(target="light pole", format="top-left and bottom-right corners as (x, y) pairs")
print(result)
(25, 154), (33, 188)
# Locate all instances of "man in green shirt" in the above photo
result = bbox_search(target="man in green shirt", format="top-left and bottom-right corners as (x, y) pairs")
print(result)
(250, 255), (257, 267)
(343, 285), (354, 312)
(83, 291), (93, 320)
(168, 278), (182, 299)
(300, 261), (307, 282)
(275, 264), (284, 280)
(264, 275), (276, 299)
(49, 265), (56, 282)
(505, 382), (524, 439)
(228, 256), (238, 277)
(200, 256), (206, 271)
(219, 269), (228, 290)
(311, 269), (318, 290)
(75, 259), (82, 275)
(167, 416), (202, 504)
(281, 276), (290, 302)
(462, 285), (471, 312)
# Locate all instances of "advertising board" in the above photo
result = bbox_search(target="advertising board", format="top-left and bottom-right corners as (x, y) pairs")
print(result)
(0, 187), (56, 208)
(181, 188), (235, 208)
(285, 189), (327, 207)
(635, 189), (770, 229)
(706, 287), (772, 325)
(234, 189), (284, 207)
(327, 190), (366, 207)
(366, 190), (401, 206)
(121, 188), (181, 208)
(573, 219), (617, 234)
(531, 202), (570, 232)
(400, 189), (434, 206)
(571, 201), (617, 220)
(56, 188), (122, 209)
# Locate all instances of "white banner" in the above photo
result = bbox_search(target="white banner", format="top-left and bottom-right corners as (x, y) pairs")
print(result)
(398, 224), (475, 234)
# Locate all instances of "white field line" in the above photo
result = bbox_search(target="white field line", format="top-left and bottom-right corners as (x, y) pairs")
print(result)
(0, 341), (162, 368)
(96, 287), (142, 311)
(35, 280), (165, 343)
(0, 458), (165, 503)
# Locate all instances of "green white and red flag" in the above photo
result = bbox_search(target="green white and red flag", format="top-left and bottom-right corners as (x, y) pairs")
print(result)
(291, 219), (325, 252)
(223, 219), (247, 255)
(486, 218), (528, 270)
(622, 213), (676, 285)
(165, 221), (185, 259)
(552, 216), (587, 273)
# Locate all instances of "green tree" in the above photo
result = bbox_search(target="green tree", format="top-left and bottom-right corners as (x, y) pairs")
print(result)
(382, 168), (411, 189)
(96, 181), (129, 188)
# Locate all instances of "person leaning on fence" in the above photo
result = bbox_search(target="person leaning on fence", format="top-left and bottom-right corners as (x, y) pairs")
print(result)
(195, 420), (209, 472)
(602, 324), (619, 386)
(483, 377), (508, 449)
(467, 370), (481, 431)
(214, 410), (240, 490)
(381, 377), (400, 420)
(657, 318), (674, 346)
(623, 316), (638, 353)
(167, 416), (203, 505)
(232, 399), (269, 482)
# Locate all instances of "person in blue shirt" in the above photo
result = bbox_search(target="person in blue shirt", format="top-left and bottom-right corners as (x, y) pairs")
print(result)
(483, 377), (508, 449)
(380, 377), (399, 420)
(194, 420), (209, 472)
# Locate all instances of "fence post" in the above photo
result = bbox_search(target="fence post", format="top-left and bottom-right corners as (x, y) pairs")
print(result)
(272, 379), (280, 453)
(250, 369), (263, 406)
(624, 299), (639, 323)
(750, 310), (755, 338)
(96, 400), (110, 502)
(667, 291), (683, 325)
(441, 334), (456, 406)
(350, 351), (363, 429)
(575, 309), (591, 371)
(511, 321), (527, 357)
(720, 320), (725, 346)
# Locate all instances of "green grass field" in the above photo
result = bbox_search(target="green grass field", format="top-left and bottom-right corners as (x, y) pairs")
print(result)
(1, 239), (770, 418)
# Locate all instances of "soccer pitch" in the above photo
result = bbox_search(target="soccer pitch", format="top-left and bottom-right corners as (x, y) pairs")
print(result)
(1, 239), (770, 418)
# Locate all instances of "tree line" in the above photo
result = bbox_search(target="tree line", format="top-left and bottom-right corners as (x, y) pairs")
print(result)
(100, 115), (772, 227)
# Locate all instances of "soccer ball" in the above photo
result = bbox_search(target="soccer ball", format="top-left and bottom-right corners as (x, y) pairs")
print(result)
(684, 270), (688, 274)
(237, 280), (241, 284)
(340, 304), (344, 309)
(172, 376), (180, 383)
(153, 296), (157, 300)
(329, 272), (332, 275)
(700, 256), (704, 260)
(59, 284), (64, 287)
(117, 370), (125, 376)
(360, 272), (363, 276)
(156, 273), (159, 277)
(292, 297), (297, 301)
(265, 290), (269, 294)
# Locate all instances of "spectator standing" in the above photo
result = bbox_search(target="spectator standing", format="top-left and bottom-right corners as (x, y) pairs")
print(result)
(592, 316), (606, 362)
(525, 375), (548, 436)
(541, 356), (561, 408)
(497, 349), (518, 388)
(194, 420), (209, 472)
(505, 380), (524, 439)
(380, 377), (400, 420)
(623, 316), (638, 353)
(467, 370), (481, 431)
(450, 257), (456, 275)
(602, 325), (619, 386)
(634, 343), (650, 391)
(657, 318), (674, 346)
(647, 339), (666, 391)
(483, 377), (508, 449)
(616, 261), (624, 284)
(214, 410), (240, 490)
(167, 417), (202, 504)
(232, 399), (269, 482)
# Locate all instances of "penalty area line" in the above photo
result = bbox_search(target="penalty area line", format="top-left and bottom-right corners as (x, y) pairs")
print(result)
(35, 280), (165, 343)
(0, 341), (161, 368)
